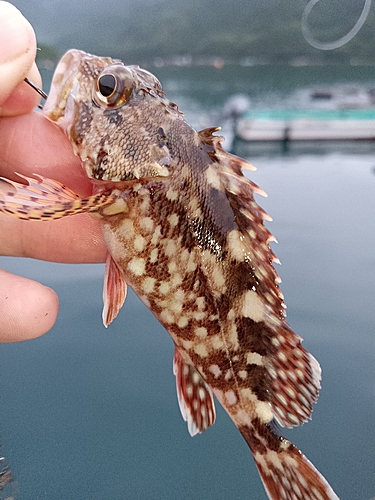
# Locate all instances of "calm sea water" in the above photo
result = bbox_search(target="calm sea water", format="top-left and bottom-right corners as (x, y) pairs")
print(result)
(1, 65), (375, 499)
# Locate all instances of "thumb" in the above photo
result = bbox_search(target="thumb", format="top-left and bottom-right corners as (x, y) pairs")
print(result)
(0, 1), (42, 115)
(0, 269), (59, 342)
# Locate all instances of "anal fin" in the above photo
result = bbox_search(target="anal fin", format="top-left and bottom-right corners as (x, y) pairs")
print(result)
(173, 348), (216, 436)
(102, 253), (127, 327)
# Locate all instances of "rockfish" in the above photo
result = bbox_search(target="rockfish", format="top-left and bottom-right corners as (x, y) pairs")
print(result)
(0, 50), (339, 500)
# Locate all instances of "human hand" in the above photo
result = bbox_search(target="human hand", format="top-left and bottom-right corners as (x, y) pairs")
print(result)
(0, 2), (107, 342)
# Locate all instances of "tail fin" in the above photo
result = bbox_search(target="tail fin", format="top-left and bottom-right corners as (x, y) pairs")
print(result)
(239, 421), (339, 500)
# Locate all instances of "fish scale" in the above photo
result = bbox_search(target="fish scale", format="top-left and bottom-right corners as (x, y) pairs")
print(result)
(0, 49), (339, 500)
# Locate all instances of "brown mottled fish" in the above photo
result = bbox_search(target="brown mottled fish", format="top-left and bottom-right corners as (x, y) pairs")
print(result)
(0, 50), (339, 500)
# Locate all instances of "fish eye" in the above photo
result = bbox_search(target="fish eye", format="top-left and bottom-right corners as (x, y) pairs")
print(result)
(95, 65), (134, 107)
(98, 74), (117, 98)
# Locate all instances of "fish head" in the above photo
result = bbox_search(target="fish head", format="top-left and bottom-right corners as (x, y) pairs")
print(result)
(43, 49), (175, 182)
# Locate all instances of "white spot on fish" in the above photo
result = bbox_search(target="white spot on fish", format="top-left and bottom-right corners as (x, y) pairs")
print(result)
(134, 234), (146, 252)
(159, 281), (171, 295)
(170, 298), (183, 314)
(119, 219), (134, 240)
(209, 364), (222, 378)
(227, 229), (245, 261)
(241, 388), (273, 423)
(150, 248), (158, 263)
(139, 216), (154, 232)
(182, 340), (193, 350)
(229, 323), (239, 350)
(286, 387), (296, 399)
(164, 238), (177, 257)
(205, 165), (222, 190)
(193, 311), (206, 321)
(246, 352), (264, 366)
(271, 336), (280, 347)
(128, 257), (146, 276)
(151, 225), (162, 246)
(195, 327), (208, 338)
(168, 261), (177, 274)
(159, 310), (174, 324)
(143, 276), (156, 294)
(166, 188), (179, 201)
(241, 290), (264, 322)
(211, 335), (224, 350)
(213, 266), (226, 290)
(168, 213), (179, 227)
(225, 390), (237, 406)
(174, 288), (185, 302)
(194, 343), (208, 357)
(171, 273), (183, 288)
(186, 251), (197, 272)
(198, 388), (206, 400)
(255, 401), (273, 423)
(227, 308), (235, 321)
(278, 351), (287, 362)
(195, 297), (205, 310)
(177, 316), (189, 328)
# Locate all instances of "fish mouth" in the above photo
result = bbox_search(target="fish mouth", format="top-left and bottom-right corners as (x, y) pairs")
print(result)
(42, 49), (86, 132)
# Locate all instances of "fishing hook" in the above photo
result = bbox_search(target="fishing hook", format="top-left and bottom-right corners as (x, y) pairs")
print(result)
(24, 77), (48, 109)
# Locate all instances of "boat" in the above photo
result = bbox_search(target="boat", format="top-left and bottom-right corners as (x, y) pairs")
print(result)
(235, 108), (375, 142)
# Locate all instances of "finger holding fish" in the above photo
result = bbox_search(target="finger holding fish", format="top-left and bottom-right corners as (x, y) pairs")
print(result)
(0, 28), (105, 341)
(0, 114), (107, 261)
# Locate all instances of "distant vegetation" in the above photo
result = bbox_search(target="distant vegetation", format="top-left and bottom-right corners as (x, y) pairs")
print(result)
(80, 0), (375, 66)
(19, 0), (375, 66)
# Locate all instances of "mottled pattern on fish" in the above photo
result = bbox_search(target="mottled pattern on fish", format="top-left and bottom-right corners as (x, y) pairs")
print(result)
(0, 50), (339, 500)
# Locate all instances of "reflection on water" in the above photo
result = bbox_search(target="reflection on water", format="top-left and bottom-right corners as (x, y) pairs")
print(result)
(234, 138), (375, 158)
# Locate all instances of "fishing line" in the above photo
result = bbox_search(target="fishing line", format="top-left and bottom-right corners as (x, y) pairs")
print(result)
(301, 0), (372, 50)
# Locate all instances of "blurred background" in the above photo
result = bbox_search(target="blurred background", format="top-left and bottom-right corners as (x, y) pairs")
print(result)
(1, 1), (375, 499)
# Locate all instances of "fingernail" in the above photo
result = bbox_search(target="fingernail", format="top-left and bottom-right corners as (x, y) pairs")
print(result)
(0, 1), (36, 65)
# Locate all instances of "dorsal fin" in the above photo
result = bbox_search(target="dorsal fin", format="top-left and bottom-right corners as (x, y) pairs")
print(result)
(197, 128), (321, 427)
(198, 127), (256, 172)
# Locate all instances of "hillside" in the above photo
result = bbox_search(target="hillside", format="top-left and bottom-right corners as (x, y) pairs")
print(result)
(10, 0), (375, 66)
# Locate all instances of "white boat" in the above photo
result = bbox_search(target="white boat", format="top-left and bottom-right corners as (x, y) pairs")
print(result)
(236, 108), (375, 142)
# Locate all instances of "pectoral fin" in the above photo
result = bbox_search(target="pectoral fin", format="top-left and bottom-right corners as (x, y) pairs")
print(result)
(102, 253), (127, 327)
(173, 347), (216, 436)
(0, 174), (115, 220)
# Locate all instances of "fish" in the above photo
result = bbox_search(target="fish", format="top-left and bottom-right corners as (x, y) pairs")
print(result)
(0, 49), (339, 500)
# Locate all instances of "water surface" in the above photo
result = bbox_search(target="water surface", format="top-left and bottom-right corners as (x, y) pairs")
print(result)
(0, 65), (375, 499)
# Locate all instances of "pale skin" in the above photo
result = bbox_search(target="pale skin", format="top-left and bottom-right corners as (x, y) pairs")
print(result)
(0, 2), (107, 342)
